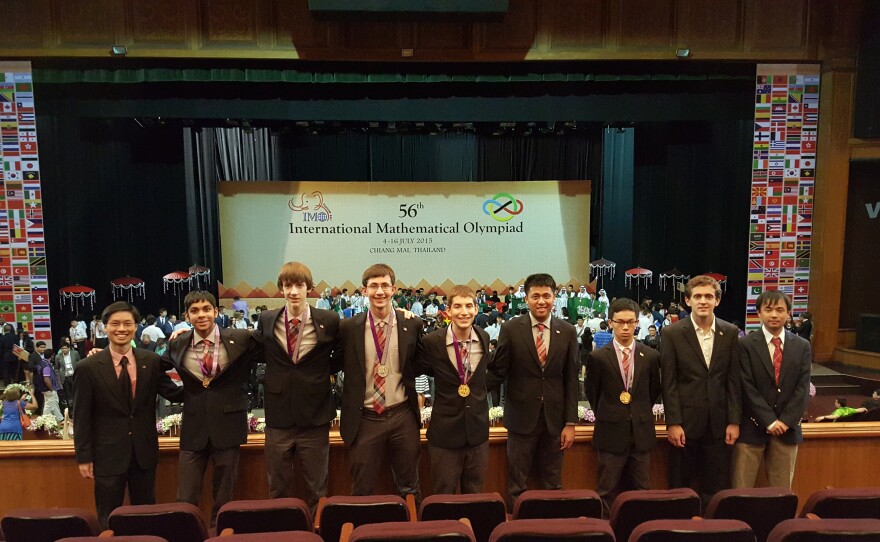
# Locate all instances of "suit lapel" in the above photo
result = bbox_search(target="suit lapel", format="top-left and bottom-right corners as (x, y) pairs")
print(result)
(546, 317), (563, 366)
(630, 342), (644, 393)
(394, 311), (411, 369)
(518, 316), (542, 367)
(354, 313), (368, 375)
(601, 344), (624, 391)
(706, 318), (729, 373)
(681, 320), (708, 370)
(97, 350), (128, 413)
(778, 331), (799, 387)
(131, 350), (150, 412)
(751, 330), (775, 381)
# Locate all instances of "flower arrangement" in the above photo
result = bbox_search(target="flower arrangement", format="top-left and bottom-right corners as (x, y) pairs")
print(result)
(652, 403), (665, 422)
(248, 413), (260, 433)
(157, 413), (183, 434)
(28, 414), (62, 437)
(420, 407), (432, 427)
(488, 406), (504, 424)
(578, 405), (595, 423)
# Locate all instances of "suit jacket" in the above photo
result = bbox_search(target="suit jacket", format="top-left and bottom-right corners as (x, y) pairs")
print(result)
(0, 332), (17, 364)
(258, 306), (341, 429)
(73, 348), (183, 476)
(414, 325), (493, 448)
(660, 316), (742, 440)
(586, 342), (661, 454)
(337, 311), (423, 445)
(54, 350), (83, 380)
(738, 329), (812, 445)
(488, 315), (579, 436)
(156, 317), (174, 337)
(215, 314), (230, 329)
(161, 327), (259, 451)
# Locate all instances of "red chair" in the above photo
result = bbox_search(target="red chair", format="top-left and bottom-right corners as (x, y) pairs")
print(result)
(629, 519), (754, 541)
(705, 487), (798, 542)
(512, 489), (602, 520)
(216, 498), (313, 534)
(317, 496), (411, 542)
(59, 538), (168, 542)
(488, 518), (614, 542)
(347, 520), (475, 542)
(1, 508), (101, 542)
(418, 493), (506, 542)
(205, 533), (323, 542)
(108, 503), (209, 542)
(609, 488), (701, 542)
(768, 518), (880, 541)
(800, 488), (880, 520)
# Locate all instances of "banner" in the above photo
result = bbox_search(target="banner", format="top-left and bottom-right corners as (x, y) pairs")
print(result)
(218, 181), (590, 296)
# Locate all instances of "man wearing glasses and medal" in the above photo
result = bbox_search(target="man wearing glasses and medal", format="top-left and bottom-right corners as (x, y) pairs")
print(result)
(585, 297), (661, 515)
(414, 285), (495, 494)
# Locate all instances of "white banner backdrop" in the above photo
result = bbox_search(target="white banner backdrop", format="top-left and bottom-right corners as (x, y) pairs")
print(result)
(218, 181), (590, 295)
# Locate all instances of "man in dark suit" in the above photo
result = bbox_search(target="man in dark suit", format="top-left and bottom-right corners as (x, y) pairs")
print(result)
(414, 285), (495, 494)
(660, 275), (741, 507)
(733, 290), (812, 489)
(338, 263), (424, 501)
(488, 273), (579, 508)
(215, 306), (231, 329)
(156, 308), (174, 337)
(794, 312), (812, 342)
(73, 302), (183, 528)
(259, 262), (341, 513)
(162, 290), (260, 524)
(1, 324), (19, 386)
(586, 297), (661, 513)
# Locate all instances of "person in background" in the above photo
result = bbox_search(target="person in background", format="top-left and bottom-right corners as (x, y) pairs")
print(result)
(0, 386), (38, 440)
(814, 398), (866, 422)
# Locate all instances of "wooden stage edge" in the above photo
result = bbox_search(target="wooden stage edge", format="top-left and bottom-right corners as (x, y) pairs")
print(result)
(2, 424), (880, 519)
(833, 347), (880, 371)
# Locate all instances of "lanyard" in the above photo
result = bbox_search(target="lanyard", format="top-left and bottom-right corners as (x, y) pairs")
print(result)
(368, 312), (391, 366)
(452, 330), (474, 385)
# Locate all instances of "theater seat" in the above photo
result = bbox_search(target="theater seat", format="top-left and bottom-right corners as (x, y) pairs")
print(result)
(705, 487), (798, 542)
(108, 503), (209, 542)
(205, 532), (323, 542)
(609, 488), (701, 542)
(1, 508), (101, 542)
(216, 498), (312, 534)
(512, 489), (602, 520)
(59, 538), (168, 542)
(317, 496), (411, 542)
(347, 520), (475, 542)
(418, 493), (506, 542)
(629, 519), (754, 542)
(800, 488), (880, 519)
(488, 518), (614, 542)
(768, 518), (880, 541)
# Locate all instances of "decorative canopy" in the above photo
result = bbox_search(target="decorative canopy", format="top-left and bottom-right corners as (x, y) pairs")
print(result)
(624, 267), (653, 288)
(188, 265), (212, 289)
(703, 272), (728, 291)
(659, 268), (690, 291)
(59, 285), (95, 311)
(163, 271), (192, 295)
(110, 276), (146, 302)
(589, 258), (616, 279)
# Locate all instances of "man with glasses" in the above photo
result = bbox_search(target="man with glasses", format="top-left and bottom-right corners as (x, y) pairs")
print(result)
(489, 273), (579, 508)
(585, 298), (661, 514)
(337, 263), (424, 501)
(660, 275), (741, 509)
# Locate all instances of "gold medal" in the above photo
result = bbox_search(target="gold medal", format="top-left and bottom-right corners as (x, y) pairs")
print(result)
(202, 376), (213, 388)
(619, 391), (632, 404)
(458, 384), (471, 397)
(377, 364), (389, 378)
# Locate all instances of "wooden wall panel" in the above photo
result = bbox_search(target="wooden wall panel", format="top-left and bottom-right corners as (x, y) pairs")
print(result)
(749, 0), (809, 51)
(618, 0), (675, 49)
(343, 21), (406, 54)
(545, 0), (607, 51)
(480, 0), (540, 53)
(677, 0), (743, 51)
(127, 0), (191, 48)
(413, 22), (472, 57)
(0, 0), (46, 49)
(272, 0), (333, 51)
(199, 0), (261, 48)
(51, 0), (122, 48)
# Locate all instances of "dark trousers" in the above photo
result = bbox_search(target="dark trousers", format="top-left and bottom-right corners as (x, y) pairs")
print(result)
(265, 423), (330, 514)
(94, 461), (156, 529)
(506, 415), (563, 509)
(177, 445), (240, 526)
(60, 377), (74, 416)
(667, 430), (731, 510)
(596, 448), (651, 517)
(349, 403), (421, 502)
(2, 360), (16, 387)
(429, 441), (489, 495)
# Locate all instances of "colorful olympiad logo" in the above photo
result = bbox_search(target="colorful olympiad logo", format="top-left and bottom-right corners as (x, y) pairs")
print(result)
(482, 193), (525, 222)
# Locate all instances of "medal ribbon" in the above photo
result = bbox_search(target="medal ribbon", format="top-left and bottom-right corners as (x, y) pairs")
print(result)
(452, 331), (473, 385)
(284, 307), (306, 362)
(368, 312), (392, 366)
(193, 325), (220, 379)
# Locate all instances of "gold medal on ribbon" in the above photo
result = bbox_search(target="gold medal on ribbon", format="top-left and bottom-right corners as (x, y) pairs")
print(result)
(619, 391), (632, 404)
(377, 364), (389, 378)
(202, 376), (213, 389)
(458, 384), (471, 397)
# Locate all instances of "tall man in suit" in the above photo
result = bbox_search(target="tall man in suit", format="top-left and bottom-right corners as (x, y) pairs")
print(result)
(73, 302), (183, 528)
(733, 290), (812, 489)
(338, 263), (424, 500)
(260, 262), (341, 512)
(414, 285), (495, 494)
(586, 298), (661, 513)
(489, 273), (579, 508)
(660, 275), (741, 507)
(162, 290), (260, 524)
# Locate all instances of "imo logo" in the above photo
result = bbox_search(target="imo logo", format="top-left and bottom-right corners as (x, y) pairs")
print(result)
(289, 191), (332, 222)
(482, 193), (524, 222)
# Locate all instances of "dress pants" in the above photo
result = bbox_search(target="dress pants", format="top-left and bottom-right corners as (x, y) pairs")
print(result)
(596, 448), (651, 517)
(265, 423), (330, 514)
(349, 402), (421, 502)
(667, 429), (731, 509)
(506, 412), (563, 509)
(177, 444), (240, 525)
(429, 441), (489, 494)
(731, 438), (798, 489)
(94, 459), (156, 529)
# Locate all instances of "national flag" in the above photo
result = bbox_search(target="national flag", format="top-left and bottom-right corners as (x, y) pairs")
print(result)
(788, 103), (801, 113)
(18, 112), (34, 123)
(19, 141), (37, 154)
(19, 131), (36, 142)
(23, 171), (39, 181)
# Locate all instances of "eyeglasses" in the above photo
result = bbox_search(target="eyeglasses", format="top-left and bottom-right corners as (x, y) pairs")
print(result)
(610, 319), (638, 327)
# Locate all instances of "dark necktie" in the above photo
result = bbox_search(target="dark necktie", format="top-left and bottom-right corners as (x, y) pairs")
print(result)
(119, 355), (133, 408)
(771, 337), (783, 385)
(536, 323), (547, 366)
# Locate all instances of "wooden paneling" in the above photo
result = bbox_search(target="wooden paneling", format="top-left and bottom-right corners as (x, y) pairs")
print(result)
(3, 425), (880, 519)
(127, 0), (191, 48)
(617, 0), (675, 50)
(51, 0), (122, 48)
(199, 0), (261, 48)
(677, 0), (743, 51)
(749, 0), (809, 51)
(480, 0), (540, 53)
(413, 22), (472, 56)
(0, 0), (46, 49)
(272, 0), (333, 51)
(343, 21), (406, 54)
(545, 0), (607, 51)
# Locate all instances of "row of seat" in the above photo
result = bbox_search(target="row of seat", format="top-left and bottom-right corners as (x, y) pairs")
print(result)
(4, 486), (880, 542)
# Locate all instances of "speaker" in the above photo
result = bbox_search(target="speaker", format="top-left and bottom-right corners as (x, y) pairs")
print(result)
(856, 314), (880, 353)
(853, 1), (880, 138)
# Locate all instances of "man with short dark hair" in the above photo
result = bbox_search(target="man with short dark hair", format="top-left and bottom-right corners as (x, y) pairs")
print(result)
(74, 301), (183, 528)
(489, 273), (578, 507)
